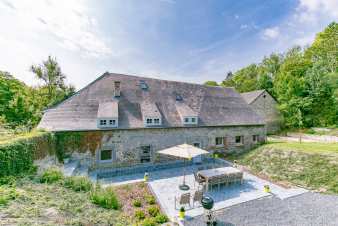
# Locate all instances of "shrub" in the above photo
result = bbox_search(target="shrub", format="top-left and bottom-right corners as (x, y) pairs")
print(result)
(63, 176), (92, 192)
(132, 199), (142, 207)
(0, 176), (16, 185)
(134, 210), (145, 220)
(145, 195), (156, 205)
(90, 186), (120, 210)
(141, 217), (157, 226)
(0, 131), (54, 177)
(0, 186), (18, 206)
(155, 214), (168, 224)
(148, 206), (160, 217)
(40, 168), (63, 183)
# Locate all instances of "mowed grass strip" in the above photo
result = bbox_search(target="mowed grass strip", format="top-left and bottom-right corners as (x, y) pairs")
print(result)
(227, 141), (338, 194)
(265, 141), (338, 154)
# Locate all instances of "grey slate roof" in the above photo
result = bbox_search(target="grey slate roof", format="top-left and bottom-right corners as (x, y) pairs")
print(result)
(241, 90), (265, 104)
(175, 102), (198, 117)
(140, 101), (161, 118)
(97, 102), (118, 118)
(38, 73), (265, 131)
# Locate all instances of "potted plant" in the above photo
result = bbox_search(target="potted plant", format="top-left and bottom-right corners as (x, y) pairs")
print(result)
(144, 172), (149, 182)
(179, 206), (185, 219)
(264, 185), (271, 193)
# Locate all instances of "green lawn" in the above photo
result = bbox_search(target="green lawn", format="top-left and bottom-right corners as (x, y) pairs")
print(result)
(226, 141), (338, 194)
(265, 141), (338, 154)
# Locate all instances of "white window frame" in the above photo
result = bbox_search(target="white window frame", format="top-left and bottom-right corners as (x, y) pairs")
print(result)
(145, 117), (161, 126)
(97, 118), (118, 128)
(235, 136), (244, 145)
(183, 116), (198, 125)
(99, 149), (116, 163)
(215, 137), (224, 146)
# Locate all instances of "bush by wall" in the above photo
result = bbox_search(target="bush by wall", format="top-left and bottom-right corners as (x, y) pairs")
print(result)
(0, 131), (55, 177)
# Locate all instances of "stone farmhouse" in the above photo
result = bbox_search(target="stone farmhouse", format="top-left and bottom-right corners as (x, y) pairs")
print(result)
(38, 73), (265, 169)
(241, 89), (281, 134)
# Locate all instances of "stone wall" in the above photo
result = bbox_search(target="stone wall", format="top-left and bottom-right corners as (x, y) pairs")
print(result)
(65, 125), (265, 169)
(250, 90), (281, 134)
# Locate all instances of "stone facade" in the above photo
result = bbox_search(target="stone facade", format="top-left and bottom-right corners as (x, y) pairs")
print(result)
(249, 91), (281, 134)
(72, 125), (266, 169)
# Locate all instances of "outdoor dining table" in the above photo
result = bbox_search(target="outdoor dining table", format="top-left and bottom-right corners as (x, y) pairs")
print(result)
(198, 167), (243, 191)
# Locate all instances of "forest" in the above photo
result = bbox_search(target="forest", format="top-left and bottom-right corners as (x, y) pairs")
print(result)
(0, 56), (74, 131)
(1, 22), (337, 132)
(206, 22), (338, 129)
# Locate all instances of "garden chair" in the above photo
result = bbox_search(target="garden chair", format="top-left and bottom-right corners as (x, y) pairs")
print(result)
(194, 172), (206, 189)
(175, 192), (191, 209)
(193, 190), (203, 207)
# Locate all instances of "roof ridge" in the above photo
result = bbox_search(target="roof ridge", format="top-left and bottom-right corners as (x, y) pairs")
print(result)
(108, 72), (234, 91)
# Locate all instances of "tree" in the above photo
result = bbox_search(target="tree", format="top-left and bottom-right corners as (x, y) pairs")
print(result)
(305, 22), (338, 73)
(30, 56), (66, 101)
(215, 22), (338, 129)
(30, 56), (75, 107)
(204, 81), (219, 86)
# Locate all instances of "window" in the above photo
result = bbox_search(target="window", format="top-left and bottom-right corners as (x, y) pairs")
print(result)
(215, 137), (224, 146)
(154, 118), (160, 124)
(146, 118), (153, 124)
(140, 145), (151, 163)
(253, 135), (259, 143)
(191, 117), (196, 123)
(100, 120), (106, 125)
(235, 136), (243, 144)
(100, 149), (112, 161)
(109, 120), (116, 125)
(184, 118), (189, 123)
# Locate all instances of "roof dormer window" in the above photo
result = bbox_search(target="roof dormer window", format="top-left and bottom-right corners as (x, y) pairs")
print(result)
(183, 117), (198, 125)
(97, 102), (119, 128)
(145, 117), (161, 126)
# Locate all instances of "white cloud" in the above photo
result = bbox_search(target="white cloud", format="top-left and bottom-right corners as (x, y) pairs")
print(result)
(0, 0), (111, 58)
(262, 27), (280, 40)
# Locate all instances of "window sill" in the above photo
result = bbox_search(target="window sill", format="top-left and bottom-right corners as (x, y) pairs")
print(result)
(99, 160), (113, 163)
(235, 143), (244, 147)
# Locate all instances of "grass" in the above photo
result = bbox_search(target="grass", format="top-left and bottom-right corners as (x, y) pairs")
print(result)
(265, 141), (338, 154)
(0, 129), (47, 145)
(63, 176), (92, 192)
(0, 178), (123, 225)
(226, 140), (338, 194)
(90, 185), (120, 210)
(0, 171), (167, 225)
(40, 168), (64, 183)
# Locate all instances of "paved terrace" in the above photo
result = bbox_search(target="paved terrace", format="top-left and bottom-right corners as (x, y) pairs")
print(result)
(100, 160), (307, 223)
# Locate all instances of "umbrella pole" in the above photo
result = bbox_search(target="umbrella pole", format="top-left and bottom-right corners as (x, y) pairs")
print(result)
(179, 159), (190, 190)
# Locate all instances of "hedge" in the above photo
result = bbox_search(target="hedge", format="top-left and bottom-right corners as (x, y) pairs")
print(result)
(0, 131), (55, 177)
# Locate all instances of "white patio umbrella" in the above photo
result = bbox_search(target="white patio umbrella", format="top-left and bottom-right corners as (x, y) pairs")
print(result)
(158, 143), (209, 190)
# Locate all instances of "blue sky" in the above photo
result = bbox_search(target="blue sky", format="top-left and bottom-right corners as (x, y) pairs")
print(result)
(0, 0), (337, 89)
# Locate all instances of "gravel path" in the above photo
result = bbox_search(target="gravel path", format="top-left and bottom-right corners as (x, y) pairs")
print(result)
(184, 192), (338, 226)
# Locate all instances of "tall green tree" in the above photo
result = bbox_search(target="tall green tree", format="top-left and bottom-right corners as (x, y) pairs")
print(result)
(218, 22), (338, 128)
(30, 56), (75, 107)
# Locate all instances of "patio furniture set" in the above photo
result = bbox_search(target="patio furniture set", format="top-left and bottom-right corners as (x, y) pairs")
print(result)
(175, 166), (244, 209)
(198, 167), (244, 191)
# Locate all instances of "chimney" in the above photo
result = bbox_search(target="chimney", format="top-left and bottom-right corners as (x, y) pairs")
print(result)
(114, 81), (121, 97)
